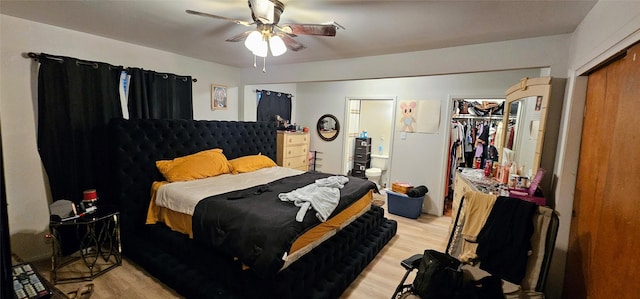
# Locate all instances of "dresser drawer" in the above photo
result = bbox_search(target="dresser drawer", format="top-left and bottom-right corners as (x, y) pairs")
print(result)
(355, 146), (370, 156)
(292, 165), (308, 171)
(353, 161), (370, 171)
(355, 138), (371, 147)
(352, 169), (366, 177)
(354, 152), (370, 161)
(284, 133), (309, 146)
(283, 144), (308, 158)
(282, 156), (308, 170)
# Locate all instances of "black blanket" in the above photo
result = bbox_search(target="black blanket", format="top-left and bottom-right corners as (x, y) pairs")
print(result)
(192, 172), (376, 276)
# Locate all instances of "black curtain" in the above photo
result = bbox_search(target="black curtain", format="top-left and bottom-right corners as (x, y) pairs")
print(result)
(37, 54), (123, 203)
(257, 90), (292, 122)
(127, 68), (193, 119)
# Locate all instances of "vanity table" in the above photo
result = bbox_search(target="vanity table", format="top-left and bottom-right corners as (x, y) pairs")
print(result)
(447, 167), (558, 297)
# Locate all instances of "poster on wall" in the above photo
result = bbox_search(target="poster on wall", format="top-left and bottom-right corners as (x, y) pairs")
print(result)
(211, 84), (228, 110)
(398, 100), (440, 133)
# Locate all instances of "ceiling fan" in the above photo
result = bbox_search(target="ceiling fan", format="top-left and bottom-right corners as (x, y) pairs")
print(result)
(186, 0), (343, 70)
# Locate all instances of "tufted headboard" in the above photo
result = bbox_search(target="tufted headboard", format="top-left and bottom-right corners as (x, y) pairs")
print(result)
(108, 118), (277, 241)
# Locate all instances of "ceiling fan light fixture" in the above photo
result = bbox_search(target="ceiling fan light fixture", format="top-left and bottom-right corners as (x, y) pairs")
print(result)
(269, 35), (287, 56)
(252, 38), (269, 57)
(244, 30), (263, 52)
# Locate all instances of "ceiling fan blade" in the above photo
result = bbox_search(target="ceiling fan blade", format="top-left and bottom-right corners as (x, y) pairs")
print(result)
(225, 31), (253, 42)
(279, 23), (337, 36)
(278, 34), (306, 52)
(186, 9), (254, 26)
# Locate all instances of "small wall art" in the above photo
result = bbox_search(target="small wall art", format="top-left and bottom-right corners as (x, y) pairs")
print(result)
(398, 100), (441, 133)
(211, 84), (228, 110)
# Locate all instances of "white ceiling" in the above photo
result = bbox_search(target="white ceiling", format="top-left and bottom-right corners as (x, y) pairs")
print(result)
(0, 0), (597, 68)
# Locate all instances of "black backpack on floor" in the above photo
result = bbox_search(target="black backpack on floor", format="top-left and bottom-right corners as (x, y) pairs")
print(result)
(412, 249), (463, 299)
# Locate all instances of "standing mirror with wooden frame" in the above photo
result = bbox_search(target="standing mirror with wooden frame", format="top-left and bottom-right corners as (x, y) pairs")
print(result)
(499, 77), (552, 179)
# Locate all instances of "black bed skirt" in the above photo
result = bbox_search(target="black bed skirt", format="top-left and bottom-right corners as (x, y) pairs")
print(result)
(123, 206), (397, 299)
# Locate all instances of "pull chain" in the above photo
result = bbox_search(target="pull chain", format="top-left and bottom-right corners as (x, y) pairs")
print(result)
(262, 56), (267, 73)
(253, 55), (257, 68)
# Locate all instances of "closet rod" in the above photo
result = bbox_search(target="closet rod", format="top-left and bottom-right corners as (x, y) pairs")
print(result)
(26, 52), (198, 82)
(255, 89), (294, 97)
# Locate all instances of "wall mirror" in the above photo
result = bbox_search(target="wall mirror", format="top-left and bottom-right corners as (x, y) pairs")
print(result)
(317, 114), (340, 141)
(498, 77), (552, 178)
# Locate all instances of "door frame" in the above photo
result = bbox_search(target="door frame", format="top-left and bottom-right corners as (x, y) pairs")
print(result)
(441, 95), (505, 204)
(343, 97), (397, 186)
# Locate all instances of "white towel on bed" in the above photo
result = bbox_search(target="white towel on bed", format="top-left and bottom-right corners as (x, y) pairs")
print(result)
(278, 176), (349, 222)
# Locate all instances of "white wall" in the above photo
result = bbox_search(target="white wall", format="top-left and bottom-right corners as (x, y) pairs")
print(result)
(0, 15), (242, 260)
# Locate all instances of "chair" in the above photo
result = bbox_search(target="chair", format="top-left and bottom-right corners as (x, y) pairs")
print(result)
(393, 193), (559, 298)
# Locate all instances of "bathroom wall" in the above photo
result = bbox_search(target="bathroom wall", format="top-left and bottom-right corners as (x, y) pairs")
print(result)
(357, 100), (394, 187)
(360, 100), (394, 157)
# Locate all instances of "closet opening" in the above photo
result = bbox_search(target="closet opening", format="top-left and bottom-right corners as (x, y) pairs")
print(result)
(444, 97), (505, 216)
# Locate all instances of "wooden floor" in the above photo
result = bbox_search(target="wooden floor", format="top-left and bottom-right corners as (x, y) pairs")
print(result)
(33, 197), (452, 299)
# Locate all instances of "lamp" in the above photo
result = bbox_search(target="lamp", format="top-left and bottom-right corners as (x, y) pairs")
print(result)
(244, 31), (263, 53)
(252, 38), (268, 58)
(269, 35), (287, 56)
(243, 29), (288, 72)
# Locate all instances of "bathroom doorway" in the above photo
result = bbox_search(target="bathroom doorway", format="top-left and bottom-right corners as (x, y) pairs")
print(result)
(343, 97), (396, 188)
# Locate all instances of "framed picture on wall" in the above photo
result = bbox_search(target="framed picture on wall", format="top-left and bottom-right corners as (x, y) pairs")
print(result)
(211, 84), (228, 110)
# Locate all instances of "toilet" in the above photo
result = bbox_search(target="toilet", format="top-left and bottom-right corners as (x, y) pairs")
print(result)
(365, 154), (389, 188)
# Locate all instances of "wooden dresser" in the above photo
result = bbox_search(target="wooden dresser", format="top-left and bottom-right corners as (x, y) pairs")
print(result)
(277, 131), (310, 171)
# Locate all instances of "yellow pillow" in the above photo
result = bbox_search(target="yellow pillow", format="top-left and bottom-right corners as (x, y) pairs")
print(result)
(229, 154), (277, 173)
(156, 148), (235, 182)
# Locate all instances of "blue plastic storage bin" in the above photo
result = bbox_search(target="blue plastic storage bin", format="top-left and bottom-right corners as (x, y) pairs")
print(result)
(386, 190), (424, 219)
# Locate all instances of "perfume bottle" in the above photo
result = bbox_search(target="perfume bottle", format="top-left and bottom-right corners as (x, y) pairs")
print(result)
(484, 160), (492, 177)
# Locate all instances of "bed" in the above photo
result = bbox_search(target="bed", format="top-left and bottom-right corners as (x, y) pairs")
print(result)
(107, 118), (397, 299)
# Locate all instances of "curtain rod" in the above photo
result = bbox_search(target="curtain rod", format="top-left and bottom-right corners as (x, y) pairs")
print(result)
(255, 89), (294, 97)
(26, 52), (198, 82)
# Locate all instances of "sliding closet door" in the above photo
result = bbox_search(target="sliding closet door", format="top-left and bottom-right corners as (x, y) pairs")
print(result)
(563, 42), (640, 298)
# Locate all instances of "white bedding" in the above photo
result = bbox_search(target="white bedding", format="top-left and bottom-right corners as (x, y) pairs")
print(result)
(155, 166), (304, 215)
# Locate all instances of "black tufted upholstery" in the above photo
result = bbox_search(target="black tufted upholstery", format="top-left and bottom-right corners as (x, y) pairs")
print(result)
(107, 118), (398, 298)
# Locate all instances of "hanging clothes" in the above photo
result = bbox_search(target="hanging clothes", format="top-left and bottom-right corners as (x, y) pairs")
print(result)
(474, 122), (490, 167)
(494, 121), (505, 152)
